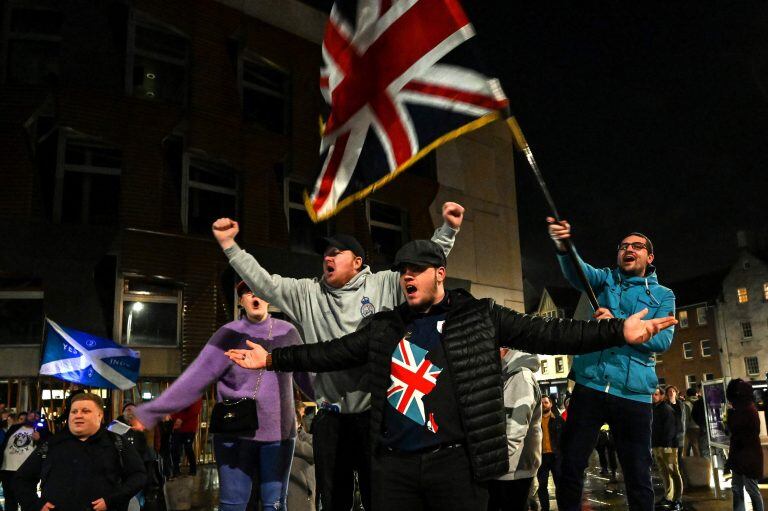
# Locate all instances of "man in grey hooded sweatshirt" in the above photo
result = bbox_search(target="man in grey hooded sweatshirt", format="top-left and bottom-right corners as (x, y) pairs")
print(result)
(212, 202), (464, 511)
(488, 349), (543, 511)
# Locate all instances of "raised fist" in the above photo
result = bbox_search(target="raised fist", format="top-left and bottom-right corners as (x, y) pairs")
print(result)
(442, 202), (465, 229)
(546, 217), (570, 252)
(212, 218), (240, 250)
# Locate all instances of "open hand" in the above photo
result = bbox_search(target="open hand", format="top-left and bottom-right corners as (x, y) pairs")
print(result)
(623, 308), (677, 345)
(442, 202), (465, 229)
(546, 217), (570, 251)
(92, 498), (107, 511)
(225, 340), (268, 369)
(212, 218), (240, 250)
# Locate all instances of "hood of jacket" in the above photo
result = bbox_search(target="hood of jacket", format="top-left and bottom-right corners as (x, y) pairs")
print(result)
(501, 349), (540, 381)
(320, 265), (373, 294)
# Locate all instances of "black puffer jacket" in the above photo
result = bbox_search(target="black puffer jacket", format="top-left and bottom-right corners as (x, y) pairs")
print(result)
(271, 289), (626, 480)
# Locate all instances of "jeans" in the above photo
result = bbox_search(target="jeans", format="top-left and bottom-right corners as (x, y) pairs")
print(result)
(371, 445), (488, 511)
(171, 431), (197, 476)
(732, 472), (765, 511)
(213, 435), (295, 511)
(556, 384), (654, 511)
(312, 409), (371, 511)
(537, 453), (560, 511)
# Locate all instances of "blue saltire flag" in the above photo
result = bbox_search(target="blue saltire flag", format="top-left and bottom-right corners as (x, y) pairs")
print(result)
(40, 318), (140, 390)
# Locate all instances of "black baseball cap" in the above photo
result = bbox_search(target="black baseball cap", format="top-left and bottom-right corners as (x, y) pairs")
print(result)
(235, 280), (252, 297)
(317, 234), (365, 261)
(391, 240), (446, 270)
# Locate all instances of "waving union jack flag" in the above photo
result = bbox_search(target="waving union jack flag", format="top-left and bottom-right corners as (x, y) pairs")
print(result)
(306, 0), (509, 221)
(387, 338), (443, 425)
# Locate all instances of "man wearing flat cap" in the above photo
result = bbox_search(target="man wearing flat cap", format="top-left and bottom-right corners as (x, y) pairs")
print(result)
(211, 203), (465, 511)
(225, 239), (678, 511)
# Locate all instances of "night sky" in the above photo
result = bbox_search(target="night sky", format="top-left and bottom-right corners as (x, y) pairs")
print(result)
(463, 2), (768, 294)
(301, 1), (768, 294)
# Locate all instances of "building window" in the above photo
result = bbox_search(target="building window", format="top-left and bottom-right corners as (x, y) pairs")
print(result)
(541, 310), (561, 319)
(763, 282), (768, 301)
(367, 200), (408, 264)
(2, 1), (62, 85)
(52, 135), (122, 225)
(696, 307), (707, 326)
(128, 17), (189, 103)
(745, 356), (760, 376)
(682, 342), (693, 359)
(678, 310), (688, 328)
(182, 155), (239, 235)
(655, 353), (663, 363)
(700, 340), (712, 358)
(737, 287), (749, 304)
(741, 321), (753, 339)
(240, 55), (291, 134)
(555, 357), (564, 373)
(540, 360), (548, 375)
(285, 179), (328, 253)
(686, 374), (698, 389)
(703, 373), (714, 381)
(0, 290), (44, 346)
(118, 277), (180, 347)
(658, 377), (666, 386)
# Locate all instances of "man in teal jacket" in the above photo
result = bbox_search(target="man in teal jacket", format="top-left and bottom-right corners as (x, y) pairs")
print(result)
(547, 218), (675, 511)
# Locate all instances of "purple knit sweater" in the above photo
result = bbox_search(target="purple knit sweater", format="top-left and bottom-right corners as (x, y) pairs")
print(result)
(134, 316), (307, 442)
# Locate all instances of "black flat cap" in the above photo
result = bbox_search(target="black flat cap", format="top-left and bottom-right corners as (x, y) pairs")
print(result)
(391, 240), (446, 270)
(317, 234), (365, 261)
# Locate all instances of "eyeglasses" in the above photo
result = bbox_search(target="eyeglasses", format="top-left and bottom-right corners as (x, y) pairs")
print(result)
(617, 242), (647, 252)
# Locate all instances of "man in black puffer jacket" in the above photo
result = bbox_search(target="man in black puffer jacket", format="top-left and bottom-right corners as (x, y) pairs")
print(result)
(226, 240), (677, 511)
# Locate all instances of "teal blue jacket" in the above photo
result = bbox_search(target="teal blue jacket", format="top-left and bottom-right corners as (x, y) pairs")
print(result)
(557, 252), (675, 403)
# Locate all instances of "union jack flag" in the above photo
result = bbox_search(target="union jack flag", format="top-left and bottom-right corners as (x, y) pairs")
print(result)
(306, 0), (509, 221)
(387, 338), (443, 425)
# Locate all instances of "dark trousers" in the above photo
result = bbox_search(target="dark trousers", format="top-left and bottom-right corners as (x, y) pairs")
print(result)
(1, 470), (18, 511)
(488, 478), (533, 511)
(371, 445), (488, 511)
(556, 384), (653, 511)
(171, 431), (197, 476)
(312, 410), (371, 511)
(537, 453), (560, 511)
(596, 434), (617, 473)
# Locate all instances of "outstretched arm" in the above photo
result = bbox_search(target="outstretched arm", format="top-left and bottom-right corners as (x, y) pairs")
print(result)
(213, 218), (310, 320)
(547, 218), (610, 291)
(226, 323), (373, 373)
(631, 290), (676, 354)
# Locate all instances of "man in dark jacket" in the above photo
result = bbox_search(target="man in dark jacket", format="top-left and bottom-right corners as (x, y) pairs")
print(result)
(226, 240), (677, 511)
(652, 388), (682, 510)
(538, 395), (564, 511)
(15, 393), (146, 511)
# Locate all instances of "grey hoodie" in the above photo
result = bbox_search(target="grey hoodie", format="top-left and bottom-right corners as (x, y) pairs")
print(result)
(224, 223), (457, 413)
(497, 350), (542, 481)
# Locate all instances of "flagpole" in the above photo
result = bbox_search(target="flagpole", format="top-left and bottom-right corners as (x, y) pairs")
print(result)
(504, 116), (600, 311)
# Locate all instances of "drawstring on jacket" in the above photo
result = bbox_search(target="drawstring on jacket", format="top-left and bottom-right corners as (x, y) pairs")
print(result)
(644, 278), (660, 305)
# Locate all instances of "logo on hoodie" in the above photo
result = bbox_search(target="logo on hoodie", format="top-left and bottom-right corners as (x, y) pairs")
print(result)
(360, 296), (375, 317)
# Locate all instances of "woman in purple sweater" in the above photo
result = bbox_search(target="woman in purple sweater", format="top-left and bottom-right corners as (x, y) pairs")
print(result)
(134, 282), (309, 511)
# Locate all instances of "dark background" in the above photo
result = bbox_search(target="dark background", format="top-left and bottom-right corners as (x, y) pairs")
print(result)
(303, 1), (768, 292)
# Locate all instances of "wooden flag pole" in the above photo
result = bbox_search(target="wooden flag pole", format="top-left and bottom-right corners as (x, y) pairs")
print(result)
(505, 116), (600, 311)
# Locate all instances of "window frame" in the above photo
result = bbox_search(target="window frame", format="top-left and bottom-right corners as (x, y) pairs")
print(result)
(682, 341), (694, 360)
(115, 275), (182, 348)
(555, 357), (564, 373)
(125, 12), (190, 104)
(763, 282), (768, 302)
(678, 310), (689, 329)
(366, 199), (409, 263)
(737, 287), (749, 304)
(741, 321), (753, 339)
(654, 352), (663, 363)
(53, 131), (122, 225)
(696, 306), (707, 326)
(686, 374), (698, 388)
(540, 360), (548, 375)
(239, 52), (291, 134)
(745, 356), (760, 376)
(283, 177), (331, 253)
(700, 339), (712, 358)
(181, 153), (239, 235)
(703, 373), (714, 382)
(0, 1), (62, 85)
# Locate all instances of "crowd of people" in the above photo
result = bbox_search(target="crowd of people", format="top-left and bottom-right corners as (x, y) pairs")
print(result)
(0, 204), (764, 511)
